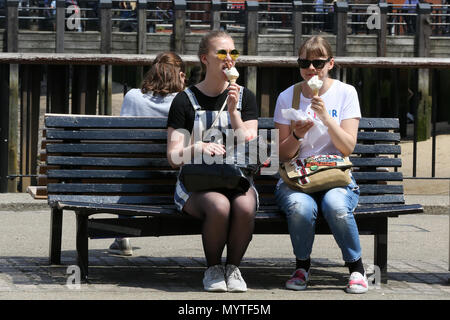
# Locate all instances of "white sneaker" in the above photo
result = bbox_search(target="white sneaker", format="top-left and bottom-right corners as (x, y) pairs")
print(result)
(203, 265), (227, 292)
(225, 264), (247, 292)
(346, 272), (369, 294)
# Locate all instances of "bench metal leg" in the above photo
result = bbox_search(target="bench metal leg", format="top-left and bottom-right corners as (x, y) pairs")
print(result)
(374, 217), (388, 284)
(49, 208), (63, 265)
(76, 212), (89, 282)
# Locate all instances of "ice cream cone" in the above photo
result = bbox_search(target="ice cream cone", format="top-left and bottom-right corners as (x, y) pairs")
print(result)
(224, 67), (239, 84)
(229, 77), (238, 85)
(307, 75), (323, 96)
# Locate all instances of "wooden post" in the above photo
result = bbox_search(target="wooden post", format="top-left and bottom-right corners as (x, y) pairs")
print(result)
(4, 0), (19, 192)
(137, 0), (147, 54)
(377, 2), (388, 57)
(19, 65), (41, 192)
(415, 2), (432, 141)
(56, 0), (65, 53)
(0, 65), (10, 192)
(416, 3), (431, 58)
(173, 0), (186, 54)
(136, 0), (147, 88)
(100, 0), (112, 53)
(100, 0), (112, 115)
(211, 0), (221, 30)
(334, 1), (348, 57)
(6, 0), (19, 53)
(292, 1), (303, 56)
(245, 1), (258, 96)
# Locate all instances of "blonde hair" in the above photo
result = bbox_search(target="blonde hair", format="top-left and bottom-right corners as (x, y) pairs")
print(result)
(197, 30), (233, 75)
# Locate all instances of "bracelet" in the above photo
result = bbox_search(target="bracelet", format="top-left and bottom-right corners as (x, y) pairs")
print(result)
(292, 130), (303, 142)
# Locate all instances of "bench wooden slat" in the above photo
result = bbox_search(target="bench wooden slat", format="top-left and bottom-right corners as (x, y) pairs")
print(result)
(49, 195), (174, 205)
(45, 115), (400, 131)
(46, 143), (400, 156)
(53, 201), (423, 220)
(353, 144), (401, 154)
(358, 118), (399, 130)
(47, 144), (167, 154)
(349, 157), (401, 167)
(47, 156), (170, 167)
(46, 169), (403, 182)
(47, 194), (404, 206)
(45, 128), (400, 143)
(46, 155), (400, 168)
(46, 129), (167, 140)
(45, 114), (168, 129)
(47, 183), (175, 194)
(356, 131), (400, 142)
(47, 169), (177, 179)
(47, 182), (403, 196)
(358, 195), (404, 204)
(351, 171), (403, 181)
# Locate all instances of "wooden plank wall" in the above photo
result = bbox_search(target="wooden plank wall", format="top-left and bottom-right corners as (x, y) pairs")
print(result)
(6, 31), (450, 58)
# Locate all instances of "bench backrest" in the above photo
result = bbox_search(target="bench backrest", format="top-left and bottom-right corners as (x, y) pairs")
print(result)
(44, 114), (404, 208)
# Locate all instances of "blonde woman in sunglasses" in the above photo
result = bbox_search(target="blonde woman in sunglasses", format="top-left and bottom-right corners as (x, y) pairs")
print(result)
(166, 31), (259, 292)
(273, 36), (368, 294)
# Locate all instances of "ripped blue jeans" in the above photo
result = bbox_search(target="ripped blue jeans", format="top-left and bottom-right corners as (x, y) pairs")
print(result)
(274, 176), (361, 263)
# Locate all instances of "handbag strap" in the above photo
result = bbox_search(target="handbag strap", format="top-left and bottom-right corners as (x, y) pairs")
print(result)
(290, 81), (304, 130)
(291, 81), (303, 110)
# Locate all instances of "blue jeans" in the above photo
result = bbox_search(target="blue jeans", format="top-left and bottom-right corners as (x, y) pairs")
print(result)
(275, 176), (361, 263)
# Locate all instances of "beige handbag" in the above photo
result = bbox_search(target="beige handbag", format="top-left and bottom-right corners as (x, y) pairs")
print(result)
(278, 82), (353, 193)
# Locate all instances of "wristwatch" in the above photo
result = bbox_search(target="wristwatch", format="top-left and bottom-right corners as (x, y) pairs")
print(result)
(292, 130), (303, 142)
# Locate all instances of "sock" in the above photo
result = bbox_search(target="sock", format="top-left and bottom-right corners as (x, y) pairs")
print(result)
(347, 258), (365, 275)
(296, 258), (311, 272)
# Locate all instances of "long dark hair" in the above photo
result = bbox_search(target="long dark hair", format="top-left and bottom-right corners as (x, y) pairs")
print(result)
(141, 52), (185, 96)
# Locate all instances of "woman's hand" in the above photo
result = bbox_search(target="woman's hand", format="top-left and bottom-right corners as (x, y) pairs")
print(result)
(292, 119), (314, 139)
(197, 141), (226, 157)
(226, 83), (240, 115)
(310, 96), (332, 125)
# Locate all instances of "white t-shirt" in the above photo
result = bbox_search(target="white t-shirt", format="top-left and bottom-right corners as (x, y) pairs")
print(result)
(273, 79), (361, 159)
(120, 89), (178, 117)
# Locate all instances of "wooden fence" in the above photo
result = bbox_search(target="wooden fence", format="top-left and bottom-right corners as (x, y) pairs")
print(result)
(1, 1), (450, 58)
(1, 53), (450, 193)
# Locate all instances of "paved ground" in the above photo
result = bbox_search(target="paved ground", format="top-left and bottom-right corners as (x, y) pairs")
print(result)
(0, 200), (448, 301)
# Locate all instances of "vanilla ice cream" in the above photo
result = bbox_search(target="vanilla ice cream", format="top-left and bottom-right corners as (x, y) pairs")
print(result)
(224, 67), (239, 84)
(307, 75), (323, 96)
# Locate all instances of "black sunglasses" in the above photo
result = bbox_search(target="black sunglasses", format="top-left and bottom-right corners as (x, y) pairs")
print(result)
(297, 57), (331, 69)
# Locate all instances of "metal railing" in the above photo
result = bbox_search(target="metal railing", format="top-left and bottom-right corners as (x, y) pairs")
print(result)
(2, 1), (449, 36)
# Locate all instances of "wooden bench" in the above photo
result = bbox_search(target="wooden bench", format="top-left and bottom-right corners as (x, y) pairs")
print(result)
(38, 113), (423, 283)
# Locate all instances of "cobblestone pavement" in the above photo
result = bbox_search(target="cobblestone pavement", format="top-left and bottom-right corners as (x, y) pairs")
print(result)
(0, 210), (448, 300)
(0, 255), (449, 300)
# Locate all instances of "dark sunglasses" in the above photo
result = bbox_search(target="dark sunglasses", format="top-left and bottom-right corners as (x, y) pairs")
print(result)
(216, 49), (240, 61)
(297, 57), (331, 69)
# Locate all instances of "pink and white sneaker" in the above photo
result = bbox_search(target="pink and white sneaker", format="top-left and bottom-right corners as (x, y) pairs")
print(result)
(346, 272), (369, 294)
(285, 268), (309, 291)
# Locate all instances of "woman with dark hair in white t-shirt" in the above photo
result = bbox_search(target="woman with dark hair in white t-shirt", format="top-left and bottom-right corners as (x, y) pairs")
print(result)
(273, 36), (368, 294)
